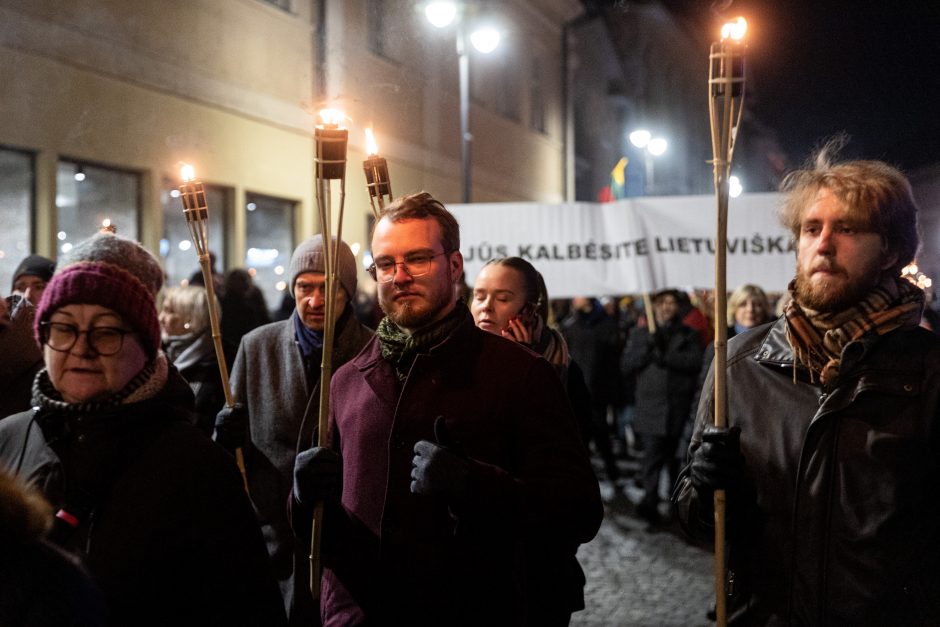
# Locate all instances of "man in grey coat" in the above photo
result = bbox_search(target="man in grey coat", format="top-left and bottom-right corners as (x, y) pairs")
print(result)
(214, 235), (373, 626)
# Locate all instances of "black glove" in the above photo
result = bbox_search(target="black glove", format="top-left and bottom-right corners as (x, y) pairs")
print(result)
(690, 425), (743, 496)
(293, 446), (342, 505)
(213, 403), (249, 454)
(410, 417), (469, 499)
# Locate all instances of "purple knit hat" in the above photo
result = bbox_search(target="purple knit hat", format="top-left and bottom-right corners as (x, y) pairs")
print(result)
(35, 233), (164, 359)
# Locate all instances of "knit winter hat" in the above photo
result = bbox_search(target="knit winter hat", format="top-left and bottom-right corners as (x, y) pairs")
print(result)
(289, 235), (358, 299)
(35, 233), (164, 359)
(11, 254), (55, 290)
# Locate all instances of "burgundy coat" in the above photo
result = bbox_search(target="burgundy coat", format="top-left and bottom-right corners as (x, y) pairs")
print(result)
(320, 313), (603, 626)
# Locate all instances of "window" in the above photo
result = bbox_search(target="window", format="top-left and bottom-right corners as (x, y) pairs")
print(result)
(161, 180), (228, 289)
(529, 54), (546, 133)
(0, 147), (34, 293)
(366, 0), (406, 62)
(245, 192), (295, 316)
(260, 0), (290, 11)
(56, 160), (140, 253)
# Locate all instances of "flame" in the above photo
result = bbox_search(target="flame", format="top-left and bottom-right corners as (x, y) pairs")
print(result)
(318, 108), (347, 127)
(102, 218), (111, 228)
(180, 163), (195, 182)
(365, 128), (379, 156)
(721, 16), (748, 41)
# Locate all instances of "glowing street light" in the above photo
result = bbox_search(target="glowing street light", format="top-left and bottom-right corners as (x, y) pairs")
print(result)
(425, 1), (503, 203)
(628, 129), (668, 194)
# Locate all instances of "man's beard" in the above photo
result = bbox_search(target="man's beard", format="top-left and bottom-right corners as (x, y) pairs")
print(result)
(380, 280), (453, 331)
(794, 260), (881, 313)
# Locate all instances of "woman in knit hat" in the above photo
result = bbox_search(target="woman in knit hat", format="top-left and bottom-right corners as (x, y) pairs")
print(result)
(0, 232), (287, 626)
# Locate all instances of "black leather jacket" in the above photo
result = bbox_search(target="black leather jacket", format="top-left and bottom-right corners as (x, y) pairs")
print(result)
(676, 317), (940, 626)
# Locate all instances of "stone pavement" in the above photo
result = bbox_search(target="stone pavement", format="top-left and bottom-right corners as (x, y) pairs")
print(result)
(571, 479), (716, 627)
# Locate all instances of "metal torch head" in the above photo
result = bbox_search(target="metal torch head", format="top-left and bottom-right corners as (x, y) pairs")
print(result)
(709, 41), (746, 98)
(314, 109), (349, 180)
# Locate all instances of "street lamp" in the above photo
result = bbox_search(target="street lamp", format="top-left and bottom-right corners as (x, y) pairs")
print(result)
(629, 129), (668, 195)
(425, 1), (502, 203)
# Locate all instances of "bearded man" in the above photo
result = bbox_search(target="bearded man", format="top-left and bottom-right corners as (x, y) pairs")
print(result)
(675, 152), (940, 625)
(291, 192), (602, 626)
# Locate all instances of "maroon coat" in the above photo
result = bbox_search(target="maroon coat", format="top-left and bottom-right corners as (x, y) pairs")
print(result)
(320, 313), (603, 626)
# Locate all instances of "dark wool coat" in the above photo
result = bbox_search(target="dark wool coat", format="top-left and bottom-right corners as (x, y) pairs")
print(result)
(676, 318), (940, 625)
(0, 367), (286, 627)
(319, 313), (603, 626)
(228, 309), (372, 623)
(620, 321), (704, 437)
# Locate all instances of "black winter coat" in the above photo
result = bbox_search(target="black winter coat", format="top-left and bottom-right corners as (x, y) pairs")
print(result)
(676, 318), (940, 626)
(620, 321), (704, 437)
(0, 365), (287, 627)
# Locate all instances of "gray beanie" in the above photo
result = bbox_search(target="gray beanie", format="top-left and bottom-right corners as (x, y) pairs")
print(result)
(289, 235), (357, 299)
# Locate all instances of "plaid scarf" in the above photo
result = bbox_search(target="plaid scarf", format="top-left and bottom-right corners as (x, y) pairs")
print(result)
(376, 304), (470, 381)
(784, 276), (924, 386)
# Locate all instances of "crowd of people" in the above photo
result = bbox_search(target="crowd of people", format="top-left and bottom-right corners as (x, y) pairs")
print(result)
(2, 148), (940, 626)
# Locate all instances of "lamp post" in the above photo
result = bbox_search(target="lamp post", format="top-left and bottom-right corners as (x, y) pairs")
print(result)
(425, 1), (501, 203)
(629, 129), (668, 195)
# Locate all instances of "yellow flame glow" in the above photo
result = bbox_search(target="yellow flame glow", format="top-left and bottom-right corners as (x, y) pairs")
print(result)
(102, 218), (111, 228)
(365, 128), (379, 156)
(721, 16), (748, 41)
(318, 108), (346, 126)
(180, 164), (195, 182)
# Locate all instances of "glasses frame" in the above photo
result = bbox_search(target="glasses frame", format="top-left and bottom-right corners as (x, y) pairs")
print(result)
(39, 321), (134, 357)
(367, 251), (450, 283)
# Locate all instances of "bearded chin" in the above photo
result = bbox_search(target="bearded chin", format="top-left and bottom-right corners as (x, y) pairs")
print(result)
(794, 270), (878, 313)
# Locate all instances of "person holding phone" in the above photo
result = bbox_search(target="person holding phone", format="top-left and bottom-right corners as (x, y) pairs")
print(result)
(471, 256), (594, 626)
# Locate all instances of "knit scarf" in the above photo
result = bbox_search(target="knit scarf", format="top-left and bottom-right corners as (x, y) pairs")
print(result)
(32, 353), (169, 415)
(376, 304), (469, 381)
(784, 276), (924, 386)
(293, 310), (324, 359)
(533, 323), (571, 385)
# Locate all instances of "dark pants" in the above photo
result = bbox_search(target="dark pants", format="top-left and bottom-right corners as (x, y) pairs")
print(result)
(639, 434), (679, 505)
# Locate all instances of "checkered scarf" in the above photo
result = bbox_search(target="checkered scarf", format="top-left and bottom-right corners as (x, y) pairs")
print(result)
(785, 276), (924, 386)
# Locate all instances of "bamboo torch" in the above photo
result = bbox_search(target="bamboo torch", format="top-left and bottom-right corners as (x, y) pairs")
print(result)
(363, 128), (393, 219)
(309, 108), (349, 600)
(179, 164), (250, 496)
(708, 16), (747, 627)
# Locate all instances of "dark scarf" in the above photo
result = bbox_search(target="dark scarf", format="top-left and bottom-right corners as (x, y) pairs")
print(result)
(293, 309), (324, 359)
(376, 304), (469, 381)
(785, 276), (924, 386)
(32, 355), (165, 415)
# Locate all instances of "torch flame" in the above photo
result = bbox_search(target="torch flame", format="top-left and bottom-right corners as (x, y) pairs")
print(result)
(102, 218), (111, 228)
(318, 108), (347, 127)
(180, 163), (195, 183)
(721, 16), (748, 41)
(365, 128), (379, 156)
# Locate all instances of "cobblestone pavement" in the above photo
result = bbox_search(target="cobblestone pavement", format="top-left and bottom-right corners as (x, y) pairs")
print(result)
(571, 475), (716, 627)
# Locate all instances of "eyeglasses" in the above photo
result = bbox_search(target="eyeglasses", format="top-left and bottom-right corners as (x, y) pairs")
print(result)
(367, 251), (449, 283)
(39, 321), (134, 356)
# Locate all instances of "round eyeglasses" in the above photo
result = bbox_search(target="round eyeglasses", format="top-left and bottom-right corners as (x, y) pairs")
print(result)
(39, 321), (134, 356)
(367, 251), (448, 283)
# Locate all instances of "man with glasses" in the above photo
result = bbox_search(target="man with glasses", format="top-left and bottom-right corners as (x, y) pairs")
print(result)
(292, 192), (602, 626)
(213, 235), (372, 625)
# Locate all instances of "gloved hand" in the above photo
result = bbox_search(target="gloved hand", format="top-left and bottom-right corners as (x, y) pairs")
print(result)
(214, 403), (249, 454)
(293, 447), (342, 505)
(689, 425), (743, 496)
(410, 417), (470, 499)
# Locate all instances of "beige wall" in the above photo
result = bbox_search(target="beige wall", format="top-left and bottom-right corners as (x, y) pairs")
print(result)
(0, 0), (580, 286)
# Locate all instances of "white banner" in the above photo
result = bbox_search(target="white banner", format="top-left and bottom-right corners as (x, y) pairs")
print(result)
(450, 193), (794, 299)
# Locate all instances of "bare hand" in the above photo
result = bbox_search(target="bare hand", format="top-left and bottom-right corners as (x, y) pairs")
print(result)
(501, 316), (532, 344)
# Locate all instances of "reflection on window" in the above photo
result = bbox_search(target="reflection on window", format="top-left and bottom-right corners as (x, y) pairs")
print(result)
(245, 192), (294, 316)
(366, 0), (405, 62)
(161, 181), (227, 288)
(56, 160), (140, 253)
(0, 147), (34, 292)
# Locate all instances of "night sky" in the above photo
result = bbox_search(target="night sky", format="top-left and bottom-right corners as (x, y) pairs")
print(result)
(658, 0), (940, 172)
